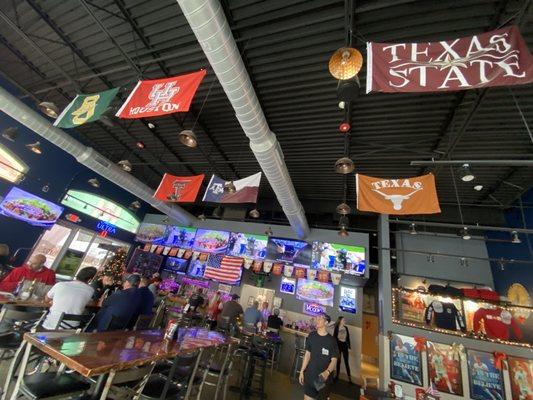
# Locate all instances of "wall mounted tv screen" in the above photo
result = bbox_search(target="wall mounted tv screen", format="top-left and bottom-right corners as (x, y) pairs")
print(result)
(187, 253), (208, 278)
(280, 277), (296, 295)
(165, 226), (197, 248)
(135, 223), (168, 244)
(0, 187), (63, 228)
(192, 229), (230, 254)
(163, 257), (189, 275)
(311, 241), (366, 275)
(227, 232), (268, 259)
(296, 278), (334, 307)
(266, 237), (312, 266)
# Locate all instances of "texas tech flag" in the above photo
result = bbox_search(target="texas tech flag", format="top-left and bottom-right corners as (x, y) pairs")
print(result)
(366, 26), (533, 93)
(153, 173), (204, 203)
(116, 70), (206, 119)
(356, 173), (441, 215)
(202, 172), (261, 204)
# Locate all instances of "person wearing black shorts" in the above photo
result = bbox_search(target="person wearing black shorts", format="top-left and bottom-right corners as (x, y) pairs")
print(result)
(299, 313), (339, 400)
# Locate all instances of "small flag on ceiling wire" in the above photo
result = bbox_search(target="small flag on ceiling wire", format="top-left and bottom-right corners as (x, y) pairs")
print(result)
(202, 172), (262, 204)
(53, 87), (119, 128)
(203, 254), (243, 284)
(115, 69), (206, 119)
(153, 173), (205, 203)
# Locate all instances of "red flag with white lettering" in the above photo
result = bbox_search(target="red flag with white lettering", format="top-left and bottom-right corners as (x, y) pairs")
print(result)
(116, 70), (206, 118)
(366, 26), (533, 93)
(153, 173), (205, 203)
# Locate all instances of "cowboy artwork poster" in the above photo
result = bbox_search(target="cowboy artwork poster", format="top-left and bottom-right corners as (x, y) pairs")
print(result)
(467, 350), (505, 400)
(426, 342), (463, 396)
(508, 356), (532, 400)
(390, 333), (423, 386)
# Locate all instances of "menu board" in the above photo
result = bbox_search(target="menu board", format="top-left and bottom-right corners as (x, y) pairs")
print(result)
(266, 237), (312, 266)
(192, 229), (230, 254)
(227, 232), (268, 259)
(165, 226), (197, 248)
(311, 241), (366, 275)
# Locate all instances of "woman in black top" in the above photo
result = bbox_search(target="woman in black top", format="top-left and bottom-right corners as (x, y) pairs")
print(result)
(333, 316), (352, 383)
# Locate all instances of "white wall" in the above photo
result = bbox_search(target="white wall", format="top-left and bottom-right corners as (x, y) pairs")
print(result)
(395, 231), (494, 287)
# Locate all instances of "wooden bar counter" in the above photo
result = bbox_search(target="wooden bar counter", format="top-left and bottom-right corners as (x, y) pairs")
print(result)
(24, 328), (229, 377)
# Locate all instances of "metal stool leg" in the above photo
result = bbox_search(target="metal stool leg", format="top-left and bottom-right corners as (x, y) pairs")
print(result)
(8, 342), (32, 400)
(1, 341), (26, 400)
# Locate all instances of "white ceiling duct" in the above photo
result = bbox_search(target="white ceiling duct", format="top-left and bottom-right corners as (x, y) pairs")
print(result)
(0, 85), (196, 226)
(176, 0), (310, 239)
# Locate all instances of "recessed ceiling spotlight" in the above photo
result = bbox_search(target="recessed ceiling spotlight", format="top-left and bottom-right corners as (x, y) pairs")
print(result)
(460, 163), (475, 182)
(38, 101), (59, 118)
(338, 101), (345, 109)
(136, 141), (146, 149)
(511, 230), (521, 244)
(409, 223), (417, 235)
(147, 122), (156, 130)
(473, 185), (483, 191)
(339, 122), (351, 133)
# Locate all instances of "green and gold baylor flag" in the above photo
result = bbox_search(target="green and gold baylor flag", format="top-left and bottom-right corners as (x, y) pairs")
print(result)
(53, 87), (119, 128)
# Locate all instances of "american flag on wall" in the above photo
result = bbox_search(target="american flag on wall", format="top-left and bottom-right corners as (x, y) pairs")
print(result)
(204, 254), (243, 284)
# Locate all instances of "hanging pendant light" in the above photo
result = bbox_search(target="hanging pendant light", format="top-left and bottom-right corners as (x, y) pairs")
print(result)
(118, 159), (132, 172)
(147, 122), (156, 130)
(335, 157), (354, 174)
(38, 101), (59, 118)
(198, 213), (207, 221)
(26, 141), (42, 154)
(129, 200), (141, 210)
(328, 47), (363, 80)
(336, 203), (351, 215)
(224, 181), (236, 194)
(249, 209), (260, 218)
(88, 178), (100, 188)
(338, 215), (349, 236)
(179, 129), (198, 148)
(409, 223), (417, 235)
(338, 227), (349, 237)
(264, 227), (273, 236)
(1, 127), (17, 142)
(212, 206), (222, 218)
(460, 164), (475, 182)
(460, 226), (471, 240)
(511, 230), (521, 244)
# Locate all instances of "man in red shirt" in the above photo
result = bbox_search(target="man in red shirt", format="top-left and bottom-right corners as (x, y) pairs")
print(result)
(0, 254), (56, 293)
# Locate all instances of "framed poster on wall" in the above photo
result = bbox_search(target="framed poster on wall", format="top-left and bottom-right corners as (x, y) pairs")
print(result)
(467, 350), (505, 400)
(389, 333), (423, 386)
(507, 356), (532, 400)
(426, 341), (463, 396)
(126, 248), (163, 276)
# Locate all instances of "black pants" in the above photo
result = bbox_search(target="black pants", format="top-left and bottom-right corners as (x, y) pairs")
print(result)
(336, 340), (351, 380)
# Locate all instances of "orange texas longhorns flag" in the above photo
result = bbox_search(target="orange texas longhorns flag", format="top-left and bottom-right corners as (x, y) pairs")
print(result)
(356, 173), (441, 215)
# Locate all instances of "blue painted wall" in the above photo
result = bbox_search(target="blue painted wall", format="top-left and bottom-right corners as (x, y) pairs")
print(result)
(0, 78), (151, 263)
(486, 189), (533, 298)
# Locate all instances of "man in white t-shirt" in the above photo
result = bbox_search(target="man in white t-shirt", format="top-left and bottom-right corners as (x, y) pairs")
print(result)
(42, 267), (97, 330)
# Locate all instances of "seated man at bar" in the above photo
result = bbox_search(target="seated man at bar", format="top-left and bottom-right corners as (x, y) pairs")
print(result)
(267, 308), (283, 331)
(299, 312), (339, 400)
(0, 253), (55, 293)
(42, 267), (97, 330)
(243, 300), (262, 331)
(219, 293), (243, 325)
(129, 276), (155, 326)
(91, 273), (119, 301)
(91, 274), (142, 331)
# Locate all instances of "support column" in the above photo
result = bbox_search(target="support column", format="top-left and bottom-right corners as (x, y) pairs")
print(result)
(378, 214), (392, 390)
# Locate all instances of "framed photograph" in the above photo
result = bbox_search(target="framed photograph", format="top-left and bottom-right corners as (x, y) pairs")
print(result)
(467, 350), (505, 400)
(507, 356), (532, 400)
(390, 333), (423, 386)
(273, 297), (282, 309)
(398, 290), (429, 323)
(426, 341), (463, 396)
(126, 248), (163, 276)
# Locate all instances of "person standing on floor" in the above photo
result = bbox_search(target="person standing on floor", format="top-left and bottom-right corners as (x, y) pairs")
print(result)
(333, 316), (352, 383)
(299, 312), (339, 400)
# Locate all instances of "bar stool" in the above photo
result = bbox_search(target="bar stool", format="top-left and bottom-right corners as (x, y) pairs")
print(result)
(240, 337), (269, 400)
(197, 344), (235, 400)
(290, 335), (306, 383)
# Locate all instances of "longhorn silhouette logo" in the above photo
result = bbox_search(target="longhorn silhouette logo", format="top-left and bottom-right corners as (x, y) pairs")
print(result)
(372, 188), (422, 210)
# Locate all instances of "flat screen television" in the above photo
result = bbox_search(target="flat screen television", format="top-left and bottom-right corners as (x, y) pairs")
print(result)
(192, 229), (230, 254)
(163, 257), (189, 275)
(311, 241), (366, 275)
(339, 286), (357, 313)
(296, 278), (334, 307)
(135, 223), (168, 244)
(280, 277), (296, 295)
(0, 187), (63, 228)
(266, 237), (312, 266)
(187, 254), (208, 278)
(126, 248), (163, 275)
(227, 232), (268, 259)
(165, 226), (197, 248)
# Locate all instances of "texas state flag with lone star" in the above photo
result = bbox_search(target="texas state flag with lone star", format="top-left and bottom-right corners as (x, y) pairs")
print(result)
(202, 172), (261, 204)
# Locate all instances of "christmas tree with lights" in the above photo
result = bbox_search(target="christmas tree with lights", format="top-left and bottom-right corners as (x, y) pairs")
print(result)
(100, 248), (127, 285)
